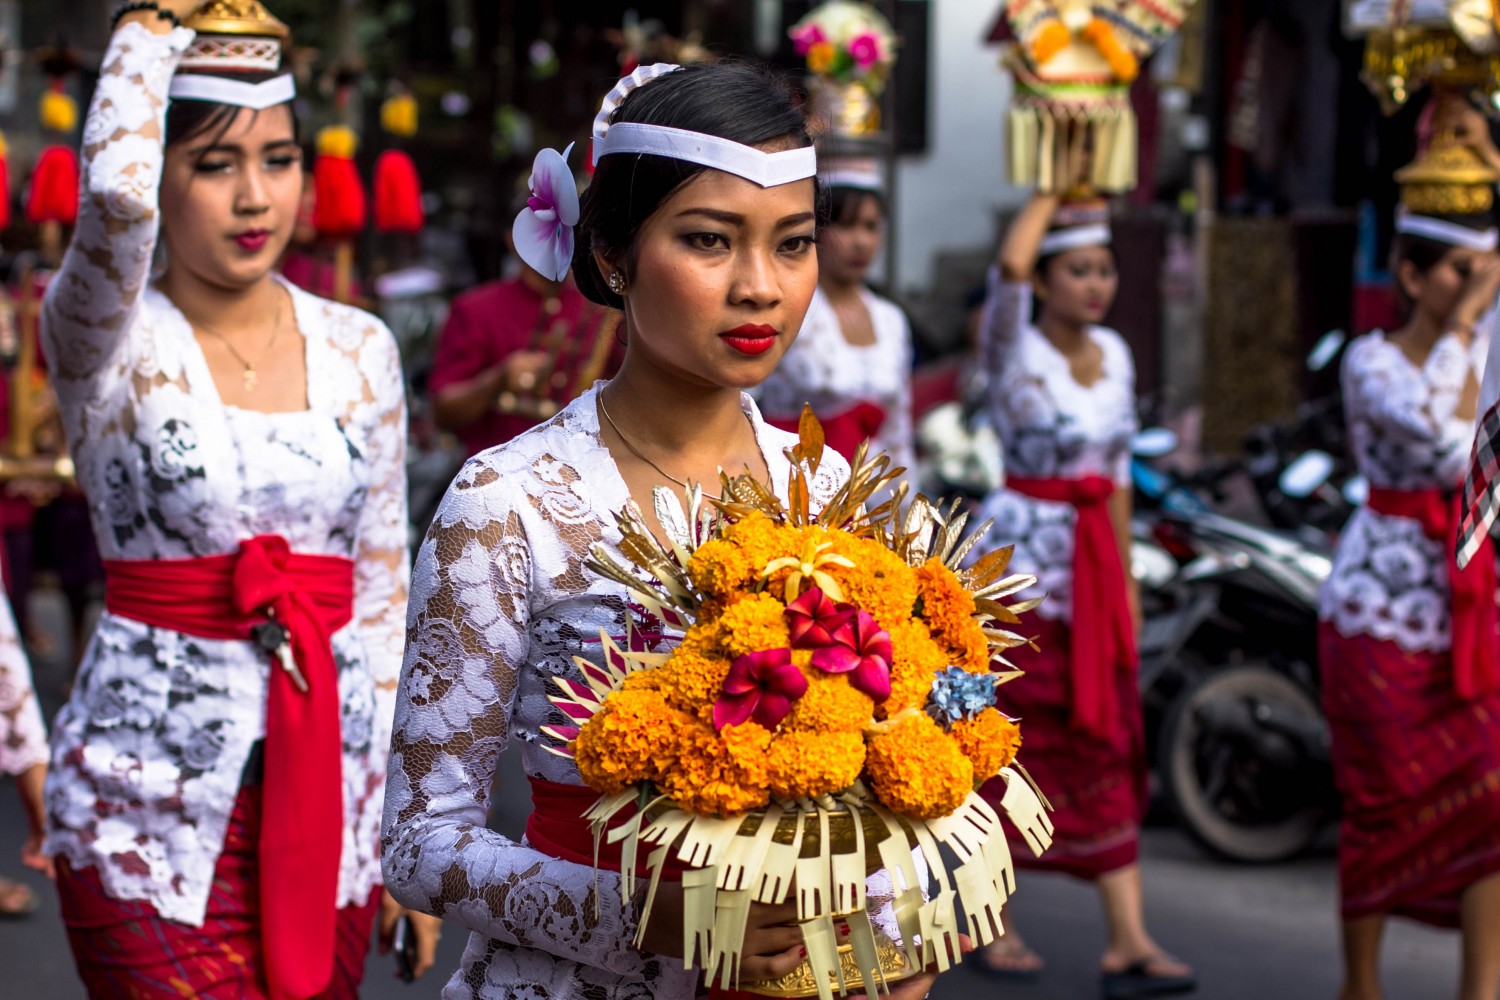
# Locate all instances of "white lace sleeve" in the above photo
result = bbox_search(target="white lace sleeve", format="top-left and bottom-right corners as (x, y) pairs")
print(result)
(381, 458), (642, 973)
(347, 321), (409, 771)
(979, 266), (1032, 424)
(41, 23), (193, 399)
(0, 583), (46, 776)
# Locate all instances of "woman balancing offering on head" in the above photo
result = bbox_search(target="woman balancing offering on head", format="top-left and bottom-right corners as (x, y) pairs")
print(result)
(39, 1), (439, 995)
(964, 182), (1194, 998)
(1319, 101), (1500, 1000)
(381, 63), (956, 999)
(756, 159), (915, 486)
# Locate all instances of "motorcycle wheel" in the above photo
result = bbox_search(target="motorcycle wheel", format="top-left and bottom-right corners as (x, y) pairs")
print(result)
(1160, 664), (1328, 863)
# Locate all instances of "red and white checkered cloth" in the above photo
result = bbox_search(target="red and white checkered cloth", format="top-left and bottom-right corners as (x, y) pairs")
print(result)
(1458, 320), (1500, 568)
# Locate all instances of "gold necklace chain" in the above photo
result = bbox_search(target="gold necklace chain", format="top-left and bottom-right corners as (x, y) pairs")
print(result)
(597, 392), (724, 501)
(184, 292), (285, 393)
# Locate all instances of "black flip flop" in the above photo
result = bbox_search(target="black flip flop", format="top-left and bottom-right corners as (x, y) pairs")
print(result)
(968, 942), (1044, 982)
(1100, 959), (1196, 999)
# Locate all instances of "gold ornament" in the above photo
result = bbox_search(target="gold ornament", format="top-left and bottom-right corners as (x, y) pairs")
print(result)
(183, 0), (291, 40)
(1397, 135), (1500, 214)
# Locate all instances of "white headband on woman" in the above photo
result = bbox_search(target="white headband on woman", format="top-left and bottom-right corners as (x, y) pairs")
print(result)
(822, 163), (883, 192)
(514, 62), (817, 282)
(589, 63), (816, 188)
(1039, 223), (1112, 257)
(168, 74), (297, 110)
(1395, 210), (1499, 252)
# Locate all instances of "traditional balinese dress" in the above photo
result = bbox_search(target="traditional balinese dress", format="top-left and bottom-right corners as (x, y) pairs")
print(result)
(757, 285), (915, 473)
(382, 387), (885, 999)
(0, 569), (46, 783)
(1319, 329), (1500, 926)
(969, 269), (1142, 879)
(40, 23), (408, 996)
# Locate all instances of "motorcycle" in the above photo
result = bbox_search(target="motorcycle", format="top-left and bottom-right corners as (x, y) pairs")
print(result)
(1132, 431), (1338, 863)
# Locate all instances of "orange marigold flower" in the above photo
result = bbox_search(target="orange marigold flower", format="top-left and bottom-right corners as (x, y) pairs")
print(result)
(655, 641), (733, 726)
(573, 689), (685, 795)
(884, 619), (950, 716)
(766, 729), (865, 800)
(783, 667), (876, 733)
(949, 708), (1023, 781)
(943, 623), (994, 675)
(718, 591), (792, 657)
(658, 720), (772, 816)
(866, 713), (973, 820)
(828, 535), (919, 630)
(688, 513), (796, 597)
(916, 559), (978, 636)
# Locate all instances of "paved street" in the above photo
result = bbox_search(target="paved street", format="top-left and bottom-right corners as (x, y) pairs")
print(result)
(0, 592), (1462, 999)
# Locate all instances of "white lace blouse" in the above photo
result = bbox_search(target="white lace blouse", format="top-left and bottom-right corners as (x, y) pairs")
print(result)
(1320, 330), (1489, 651)
(382, 386), (857, 1000)
(39, 24), (409, 926)
(0, 571), (47, 777)
(755, 285), (915, 476)
(969, 268), (1136, 622)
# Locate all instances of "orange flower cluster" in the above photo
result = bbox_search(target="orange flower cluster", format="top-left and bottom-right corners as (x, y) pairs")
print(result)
(572, 508), (1024, 819)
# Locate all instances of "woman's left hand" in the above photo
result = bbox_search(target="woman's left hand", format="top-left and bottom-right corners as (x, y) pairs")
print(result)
(377, 889), (443, 981)
(852, 934), (974, 1000)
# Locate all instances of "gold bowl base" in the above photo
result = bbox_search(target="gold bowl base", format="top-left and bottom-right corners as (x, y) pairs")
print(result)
(727, 938), (913, 998)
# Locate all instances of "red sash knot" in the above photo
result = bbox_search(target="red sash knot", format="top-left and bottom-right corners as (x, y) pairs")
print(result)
(104, 535), (355, 999)
(1366, 487), (1500, 699)
(1006, 475), (1138, 740)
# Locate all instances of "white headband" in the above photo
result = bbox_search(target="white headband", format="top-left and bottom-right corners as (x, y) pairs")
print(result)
(169, 74), (296, 111)
(1395, 211), (1499, 252)
(1039, 223), (1112, 257)
(589, 62), (816, 188)
(822, 165), (883, 191)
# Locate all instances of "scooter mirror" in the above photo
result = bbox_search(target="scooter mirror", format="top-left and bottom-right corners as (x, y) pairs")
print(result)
(1280, 450), (1335, 498)
(1133, 427), (1179, 458)
(1343, 474), (1369, 507)
(1307, 329), (1346, 373)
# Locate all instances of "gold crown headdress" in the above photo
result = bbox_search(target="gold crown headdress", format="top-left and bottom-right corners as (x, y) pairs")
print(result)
(170, 1), (296, 110)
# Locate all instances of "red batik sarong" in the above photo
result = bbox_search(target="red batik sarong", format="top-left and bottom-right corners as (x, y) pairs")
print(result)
(55, 783), (381, 998)
(979, 614), (1146, 880)
(1319, 624), (1500, 927)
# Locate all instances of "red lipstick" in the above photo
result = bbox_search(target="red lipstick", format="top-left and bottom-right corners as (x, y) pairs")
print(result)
(720, 324), (778, 356)
(233, 230), (271, 252)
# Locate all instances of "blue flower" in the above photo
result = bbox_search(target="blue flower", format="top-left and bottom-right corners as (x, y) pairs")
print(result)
(926, 666), (998, 726)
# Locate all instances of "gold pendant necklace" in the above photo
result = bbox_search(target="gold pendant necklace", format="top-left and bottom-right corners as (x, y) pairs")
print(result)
(598, 393), (725, 501)
(184, 292), (284, 393)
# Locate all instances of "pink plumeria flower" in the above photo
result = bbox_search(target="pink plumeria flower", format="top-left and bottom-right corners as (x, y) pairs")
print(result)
(810, 610), (893, 702)
(790, 22), (827, 55)
(848, 32), (883, 69)
(713, 648), (808, 731)
(785, 586), (856, 649)
(511, 142), (579, 282)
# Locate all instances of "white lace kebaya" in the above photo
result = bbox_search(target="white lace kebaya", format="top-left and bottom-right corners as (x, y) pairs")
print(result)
(40, 23), (408, 926)
(1321, 328), (1491, 651)
(967, 269), (1138, 622)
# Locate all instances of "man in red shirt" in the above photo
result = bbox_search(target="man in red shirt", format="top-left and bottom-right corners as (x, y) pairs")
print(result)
(428, 242), (620, 456)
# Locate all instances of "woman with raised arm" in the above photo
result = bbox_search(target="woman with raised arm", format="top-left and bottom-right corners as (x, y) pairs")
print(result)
(381, 62), (951, 999)
(40, 1), (437, 995)
(966, 191), (1193, 999)
(1319, 107), (1500, 1000)
(756, 160), (915, 477)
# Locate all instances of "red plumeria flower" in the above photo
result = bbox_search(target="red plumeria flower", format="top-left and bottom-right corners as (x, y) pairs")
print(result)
(785, 586), (856, 649)
(713, 648), (809, 732)
(810, 610), (893, 702)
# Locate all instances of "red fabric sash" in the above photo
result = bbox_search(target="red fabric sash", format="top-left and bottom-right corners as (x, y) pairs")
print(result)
(1365, 487), (1500, 699)
(525, 776), (687, 880)
(1005, 475), (1138, 739)
(103, 535), (354, 1000)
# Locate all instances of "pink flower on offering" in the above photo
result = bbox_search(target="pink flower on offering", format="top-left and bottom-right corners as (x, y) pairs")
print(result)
(790, 22), (828, 55)
(511, 142), (579, 283)
(810, 611), (893, 702)
(785, 586), (856, 649)
(713, 648), (808, 731)
(848, 31), (883, 69)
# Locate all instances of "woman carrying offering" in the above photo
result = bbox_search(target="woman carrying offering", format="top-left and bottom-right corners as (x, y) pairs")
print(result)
(756, 160), (915, 475)
(41, 1), (437, 995)
(382, 62), (953, 999)
(967, 191), (1194, 998)
(1319, 107), (1500, 1000)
